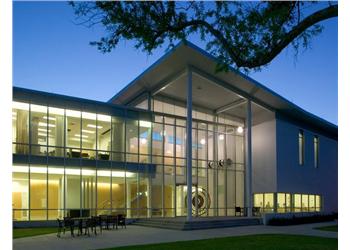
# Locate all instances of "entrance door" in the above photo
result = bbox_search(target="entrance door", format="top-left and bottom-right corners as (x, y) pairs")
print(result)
(176, 185), (209, 217)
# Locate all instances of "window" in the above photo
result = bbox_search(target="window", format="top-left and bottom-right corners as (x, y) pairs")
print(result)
(298, 130), (304, 165)
(314, 136), (319, 168)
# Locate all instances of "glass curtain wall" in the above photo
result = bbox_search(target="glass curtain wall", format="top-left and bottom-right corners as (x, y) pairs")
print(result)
(12, 101), (246, 220)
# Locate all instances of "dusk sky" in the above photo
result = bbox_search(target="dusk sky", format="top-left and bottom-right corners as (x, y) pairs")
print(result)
(13, 1), (338, 125)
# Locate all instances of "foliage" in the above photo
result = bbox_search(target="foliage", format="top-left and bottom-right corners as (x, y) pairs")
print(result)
(70, 1), (337, 72)
(268, 213), (337, 226)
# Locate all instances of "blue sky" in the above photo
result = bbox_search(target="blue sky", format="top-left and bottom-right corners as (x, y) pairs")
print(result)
(13, 1), (338, 124)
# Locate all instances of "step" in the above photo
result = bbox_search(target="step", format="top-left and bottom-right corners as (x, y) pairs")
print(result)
(132, 218), (262, 230)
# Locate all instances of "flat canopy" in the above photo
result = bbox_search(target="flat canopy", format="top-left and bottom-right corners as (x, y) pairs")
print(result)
(109, 41), (337, 139)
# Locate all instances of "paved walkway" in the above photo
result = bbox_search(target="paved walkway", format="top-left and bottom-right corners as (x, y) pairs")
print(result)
(13, 221), (337, 250)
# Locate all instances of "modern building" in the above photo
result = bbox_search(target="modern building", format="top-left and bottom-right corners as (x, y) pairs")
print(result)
(12, 41), (337, 224)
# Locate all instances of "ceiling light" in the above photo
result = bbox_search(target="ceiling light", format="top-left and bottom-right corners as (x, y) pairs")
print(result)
(38, 128), (51, 133)
(219, 134), (224, 140)
(82, 129), (95, 134)
(43, 116), (56, 121)
(38, 122), (56, 128)
(70, 138), (89, 142)
(200, 138), (206, 145)
(140, 138), (147, 145)
(75, 134), (88, 138)
(237, 126), (243, 134)
(87, 124), (103, 129)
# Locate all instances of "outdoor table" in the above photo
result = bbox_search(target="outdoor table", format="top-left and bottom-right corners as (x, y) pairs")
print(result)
(71, 217), (91, 236)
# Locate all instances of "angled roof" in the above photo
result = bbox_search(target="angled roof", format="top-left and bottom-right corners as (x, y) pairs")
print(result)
(109, 41), (337, 139)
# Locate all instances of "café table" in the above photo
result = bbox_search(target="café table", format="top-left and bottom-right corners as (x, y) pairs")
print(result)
(70, 217), (91, 236)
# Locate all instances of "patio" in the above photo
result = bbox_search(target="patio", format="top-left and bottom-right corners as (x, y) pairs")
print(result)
(13, 221), (337, 250)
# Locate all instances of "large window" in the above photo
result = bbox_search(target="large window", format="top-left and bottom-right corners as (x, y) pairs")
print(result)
(111, 117), (125, 161)
(13, 165), (29, 221)
(314, 135), (319, 168)
(12, 102), (29, 154)
(97, 114), (111, 160)
(254, 193), (322, 213)
(139, 120), (151, 163)
(48, 166), (64, 219)
(30, 165), (48, 220)
(82, 112), (97, 159)
(298, 130), (305, 165)
(30, 105), (48, 156)
(12, 100), (248, 220)
(126, 119), (138, 162)
(66, 110), (81, 157)
(48, 107), (65, 157)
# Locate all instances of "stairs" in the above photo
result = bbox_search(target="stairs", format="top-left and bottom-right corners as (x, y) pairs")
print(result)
(133, 217), (262, 230)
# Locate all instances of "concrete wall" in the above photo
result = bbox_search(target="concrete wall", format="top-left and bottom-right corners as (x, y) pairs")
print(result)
(276, 118), (338, 212)
(252, 119), (277, 193)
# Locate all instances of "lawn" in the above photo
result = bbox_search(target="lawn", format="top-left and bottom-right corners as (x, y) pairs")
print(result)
(314, 225), (338, 232)
(102, 234), (337, 250)
(13, 227), (57, 239)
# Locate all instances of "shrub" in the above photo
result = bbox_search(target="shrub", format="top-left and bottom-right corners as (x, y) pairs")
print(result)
(268, 213), (337, 226)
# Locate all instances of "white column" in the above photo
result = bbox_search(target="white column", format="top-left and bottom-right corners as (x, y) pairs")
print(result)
(186, 67), (193, 221)
(245, 100), (252, 217)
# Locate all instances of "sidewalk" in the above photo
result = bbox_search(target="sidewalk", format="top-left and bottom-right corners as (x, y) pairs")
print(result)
(13, 221), (337, 250)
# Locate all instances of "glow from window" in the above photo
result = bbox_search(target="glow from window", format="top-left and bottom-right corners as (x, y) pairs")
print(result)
(140, 120), (152, 128)
(140, 138), (147, 145)
(82, 112), (96, 120)
(66, 110), (81, 118)
(97, 114), (111, 122)
(48, 107), (64, 115)
(13, 101), (29, 110)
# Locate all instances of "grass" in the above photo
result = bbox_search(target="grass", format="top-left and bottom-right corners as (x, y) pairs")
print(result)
(314, 225), (338, 232)
(13, 227), (57, 239)
(102, 234), (337, 250)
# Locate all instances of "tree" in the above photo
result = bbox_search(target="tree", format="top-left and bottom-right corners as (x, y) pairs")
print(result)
(70, 1), (337, 72)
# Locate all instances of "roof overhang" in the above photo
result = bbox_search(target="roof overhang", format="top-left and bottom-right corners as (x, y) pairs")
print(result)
(109, 41), (337, 139)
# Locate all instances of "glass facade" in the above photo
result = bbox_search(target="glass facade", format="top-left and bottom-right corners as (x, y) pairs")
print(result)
(254, 193), (322, 213)
(12, 101), (246, 221)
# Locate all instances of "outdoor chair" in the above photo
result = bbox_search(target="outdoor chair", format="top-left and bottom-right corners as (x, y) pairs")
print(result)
(235, 207), (244, 216)
(252, 207), (261, 216)
(92, 216), (103, 234)
(117, 214), (126, 229)
(109, 215), (118, 230)
(57, 218), (64, 237)
(63, 217), (75, 237)
(99, 215), (112, 230)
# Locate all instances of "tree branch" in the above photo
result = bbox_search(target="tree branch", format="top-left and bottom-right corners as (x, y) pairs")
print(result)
(241, 4), (337, 68)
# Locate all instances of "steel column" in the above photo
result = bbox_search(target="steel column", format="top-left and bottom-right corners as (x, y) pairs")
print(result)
(186, 67), (193, 221)
(245, 100), (253, 217)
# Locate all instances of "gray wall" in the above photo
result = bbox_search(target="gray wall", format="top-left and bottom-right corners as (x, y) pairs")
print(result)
(252, 119), (277, 193)
(276, 118), (338, 212)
